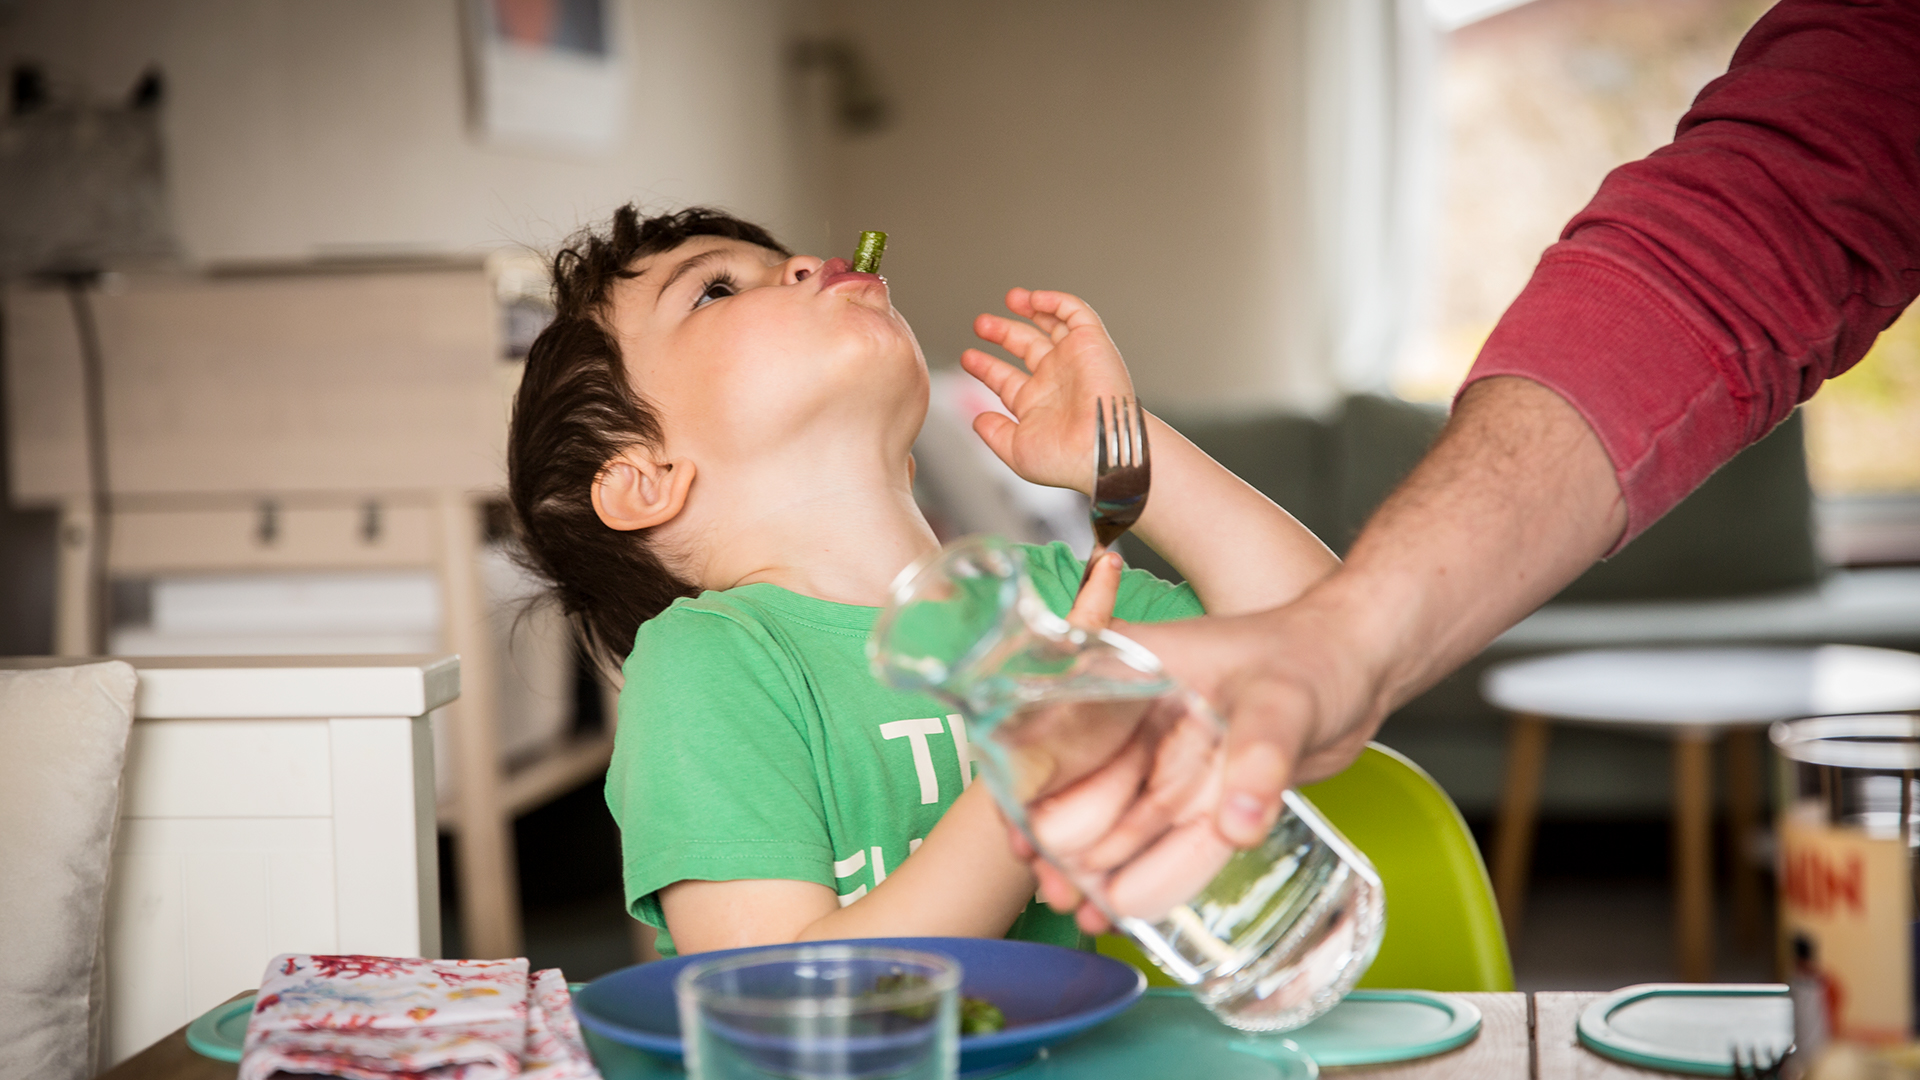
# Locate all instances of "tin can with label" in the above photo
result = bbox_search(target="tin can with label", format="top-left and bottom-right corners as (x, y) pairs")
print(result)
(1771, 714), (1920, 1047)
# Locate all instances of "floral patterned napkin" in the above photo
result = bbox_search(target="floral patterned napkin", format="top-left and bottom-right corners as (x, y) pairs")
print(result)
(239, 955), (600, 1080)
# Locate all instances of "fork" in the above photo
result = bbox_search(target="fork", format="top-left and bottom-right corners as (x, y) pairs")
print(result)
(1078, 396), (1151, 593)
(1730, 1043), (1791, 1080)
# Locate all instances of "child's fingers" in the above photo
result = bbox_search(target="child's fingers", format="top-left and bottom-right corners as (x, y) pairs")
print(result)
(1028, 309), (1071, 343)
(970, 410), (1019, 466)
(1022, 289), (1107, 333)
(959, 348), (1029, 403)
(974, 313), (1056, 369)
(1066, 551), (1122, 633)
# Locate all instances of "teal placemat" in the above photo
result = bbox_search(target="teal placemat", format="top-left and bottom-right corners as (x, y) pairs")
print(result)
(585, 990), (1316, 1079)
(1252, 990), (1482, 1066)
(185, 993), (254, 1063)
(1024, 992), (1315, 1080)
(1578, 983), (1790, 1077)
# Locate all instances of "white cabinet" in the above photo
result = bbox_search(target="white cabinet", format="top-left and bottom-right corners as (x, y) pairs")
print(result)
(98, 655), (455, 1065)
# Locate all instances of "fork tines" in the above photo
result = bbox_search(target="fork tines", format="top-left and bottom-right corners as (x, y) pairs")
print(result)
(1097, 396), (1147, 472)
(1730, 1043), (1790, 1080)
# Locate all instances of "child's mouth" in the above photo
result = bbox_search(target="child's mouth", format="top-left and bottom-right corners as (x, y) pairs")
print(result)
(817, 257), (886, 292)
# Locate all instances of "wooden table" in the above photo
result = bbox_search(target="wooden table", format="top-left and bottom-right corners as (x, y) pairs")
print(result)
(1484, 645), (1920, 982)
(96, 991), (1686, 1080)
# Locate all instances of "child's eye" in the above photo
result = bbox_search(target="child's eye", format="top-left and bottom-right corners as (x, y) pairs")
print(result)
(693, 276), (737, 309)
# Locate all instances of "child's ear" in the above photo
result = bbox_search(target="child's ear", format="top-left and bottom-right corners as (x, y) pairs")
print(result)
(591, 449), (696, 532)
(906, 453), (918, 485)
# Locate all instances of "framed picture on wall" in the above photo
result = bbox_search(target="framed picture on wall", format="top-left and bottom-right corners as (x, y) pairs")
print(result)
(465, 0), (625, 153)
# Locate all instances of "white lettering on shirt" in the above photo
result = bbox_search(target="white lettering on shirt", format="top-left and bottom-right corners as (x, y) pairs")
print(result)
(833, 849), (869, 907)
(871, 845), (888, 884)
(909, 837), (923, 855)
(879, 717), (947, 804)
(946, 713), (976, 790)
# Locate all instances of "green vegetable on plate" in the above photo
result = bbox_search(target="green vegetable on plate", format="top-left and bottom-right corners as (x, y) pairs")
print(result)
(869, 972), (1006, 1034)
(959, 995), (1006, 1036)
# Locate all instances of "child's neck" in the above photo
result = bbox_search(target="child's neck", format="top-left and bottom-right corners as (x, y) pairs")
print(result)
(670, 445), (940, 609)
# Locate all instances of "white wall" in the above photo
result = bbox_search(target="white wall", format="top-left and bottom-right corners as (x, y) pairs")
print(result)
(809, 0), (1328, 411)
(2, 0), (811, 262)
(7, 0), (1337, 408)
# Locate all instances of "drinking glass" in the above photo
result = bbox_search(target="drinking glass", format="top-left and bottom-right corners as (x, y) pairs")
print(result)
(868, 536), (1383, 1032)
(1772, 713), (1920, 1048)
(676, 945), (959, 1080)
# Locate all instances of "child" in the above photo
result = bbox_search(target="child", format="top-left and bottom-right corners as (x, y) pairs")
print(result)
(507, 206), (1337, 957)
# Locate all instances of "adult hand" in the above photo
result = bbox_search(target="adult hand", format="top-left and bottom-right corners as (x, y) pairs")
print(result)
(1022, 377), (1629, 932)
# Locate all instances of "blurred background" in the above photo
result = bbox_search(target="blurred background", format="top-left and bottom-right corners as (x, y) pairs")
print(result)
(4, 0), (1918, 992)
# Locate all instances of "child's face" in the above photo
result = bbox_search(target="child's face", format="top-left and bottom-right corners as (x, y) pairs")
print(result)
(606, 236), (929, 468)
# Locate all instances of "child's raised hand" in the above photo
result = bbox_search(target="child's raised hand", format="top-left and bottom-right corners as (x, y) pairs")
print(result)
(961, 288), (1135, 494)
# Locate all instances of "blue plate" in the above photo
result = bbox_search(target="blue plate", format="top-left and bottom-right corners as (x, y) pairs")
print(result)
(574, 937), (1147, 1079)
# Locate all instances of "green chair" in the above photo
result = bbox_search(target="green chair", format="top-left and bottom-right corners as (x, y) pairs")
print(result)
(1096, 743), (1514, 992)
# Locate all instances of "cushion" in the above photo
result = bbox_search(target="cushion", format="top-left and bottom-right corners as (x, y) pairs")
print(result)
(1555, 410), (1821, 601)
(0, 660), (138, 1080)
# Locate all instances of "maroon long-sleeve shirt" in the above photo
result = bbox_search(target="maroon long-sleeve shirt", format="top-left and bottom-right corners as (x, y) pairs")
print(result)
(1460, 0), (1920, 550)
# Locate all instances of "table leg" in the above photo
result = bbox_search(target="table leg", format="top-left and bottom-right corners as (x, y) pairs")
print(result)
(1492, 712), (1551, 938)
(1673, 731), (1714, 982)
(439, 491), (524, 960)
(1723, 727), (1764, 950)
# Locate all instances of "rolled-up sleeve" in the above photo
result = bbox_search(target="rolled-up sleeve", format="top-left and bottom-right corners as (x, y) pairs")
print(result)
(1462, 0), (1920, 549)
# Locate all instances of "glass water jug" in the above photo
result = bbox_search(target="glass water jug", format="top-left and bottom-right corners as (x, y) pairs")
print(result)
(868, 537), (1383, 1032)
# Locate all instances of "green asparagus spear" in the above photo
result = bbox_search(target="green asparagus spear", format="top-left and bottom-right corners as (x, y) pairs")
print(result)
(853, 230), (888, 274)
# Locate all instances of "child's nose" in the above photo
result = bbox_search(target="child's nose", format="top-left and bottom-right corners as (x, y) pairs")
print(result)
(783, 255), (826, 285)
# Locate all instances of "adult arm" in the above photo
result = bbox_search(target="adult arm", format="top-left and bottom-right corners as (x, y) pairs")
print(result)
(1167, 0), (1920, 845)
(1125, 376), (1624, 844)
(1027, 377), (1622, 928)
(1034, 0), (1920, 923)
(1470, 0), (1920, 545)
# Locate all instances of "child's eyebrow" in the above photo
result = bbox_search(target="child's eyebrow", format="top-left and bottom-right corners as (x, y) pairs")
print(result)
(652, 248), (731, 306)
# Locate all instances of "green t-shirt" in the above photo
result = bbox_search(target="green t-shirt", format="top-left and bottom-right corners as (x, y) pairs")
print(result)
(607, 540), (1205, 957)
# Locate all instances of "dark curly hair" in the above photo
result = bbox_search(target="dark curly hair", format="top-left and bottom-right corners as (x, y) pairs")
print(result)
(507, 205), (793, 668)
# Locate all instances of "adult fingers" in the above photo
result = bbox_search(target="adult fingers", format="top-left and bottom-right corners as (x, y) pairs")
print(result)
(1066, 551), (1121, 632)
(1106, 818), (1236, 921)
(1216, 674), (1310, 848)
(1075, 902), (1114, 937)
(1076, 715), (1219, 872)
(1034, 859), (1084, 912)
(1026, 733), (1151, 857)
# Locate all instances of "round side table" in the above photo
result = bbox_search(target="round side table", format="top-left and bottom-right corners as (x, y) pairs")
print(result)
(1481, 644), (1920, 982)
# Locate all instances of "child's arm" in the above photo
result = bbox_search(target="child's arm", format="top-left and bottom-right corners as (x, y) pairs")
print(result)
(656, 557), (1127, 954)
(963, 288), (1337, 614)
(658, 783), (1034, 953)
